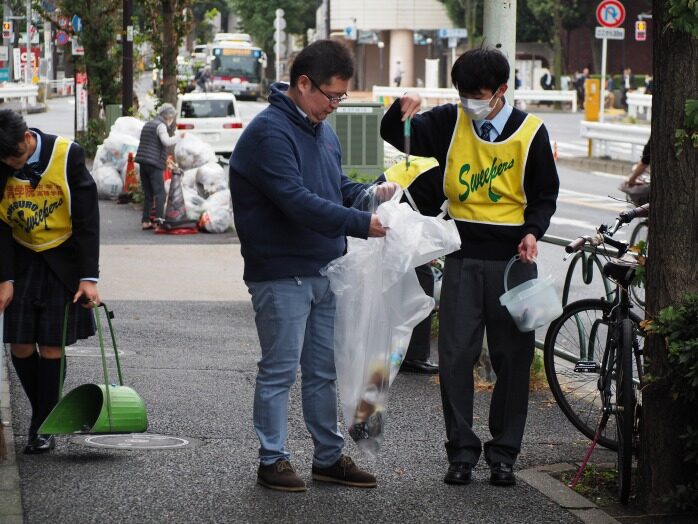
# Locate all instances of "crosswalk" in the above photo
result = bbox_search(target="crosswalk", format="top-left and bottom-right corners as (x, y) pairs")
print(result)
(554, 139), (639, 162)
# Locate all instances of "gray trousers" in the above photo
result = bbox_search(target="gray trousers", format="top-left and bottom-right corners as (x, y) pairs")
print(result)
(437, 257), (535, 466)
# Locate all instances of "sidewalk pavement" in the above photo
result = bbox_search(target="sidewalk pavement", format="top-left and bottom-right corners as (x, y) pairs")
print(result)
(1, 196), (624, 523)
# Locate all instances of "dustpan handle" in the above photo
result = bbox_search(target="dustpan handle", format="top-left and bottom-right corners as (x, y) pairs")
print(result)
(59, 303), (70, 400)
(98, 303), (124, 386)
(93, 306), (114, 429)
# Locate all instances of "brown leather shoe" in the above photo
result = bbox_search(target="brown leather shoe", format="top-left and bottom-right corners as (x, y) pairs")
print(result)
(257, 459), (306, 492)
(311, 455), (377, 488)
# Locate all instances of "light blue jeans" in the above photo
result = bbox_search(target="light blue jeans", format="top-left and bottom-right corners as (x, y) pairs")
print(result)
(246, 276), (344, 467)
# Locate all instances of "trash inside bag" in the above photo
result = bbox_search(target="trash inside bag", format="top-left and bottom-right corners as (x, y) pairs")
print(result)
(322, 188), (460, 456)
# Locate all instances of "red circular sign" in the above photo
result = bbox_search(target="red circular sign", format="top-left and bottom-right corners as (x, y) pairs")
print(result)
(596, 0), (626, 28)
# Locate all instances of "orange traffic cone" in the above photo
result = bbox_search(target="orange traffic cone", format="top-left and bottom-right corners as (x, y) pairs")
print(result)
(163, 155), (173, 183)
(117, 153), (139, 204)
(155, 164), (198, 235)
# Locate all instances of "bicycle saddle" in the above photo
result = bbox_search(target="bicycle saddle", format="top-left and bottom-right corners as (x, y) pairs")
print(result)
(603, 257), (637, 287)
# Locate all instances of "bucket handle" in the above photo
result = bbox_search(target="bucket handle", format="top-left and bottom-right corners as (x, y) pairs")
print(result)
(503, 255), (538, 293)
(59, 302), (124, 403)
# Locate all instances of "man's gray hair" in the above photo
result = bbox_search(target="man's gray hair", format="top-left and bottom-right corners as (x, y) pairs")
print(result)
(157, 103), (176, 119)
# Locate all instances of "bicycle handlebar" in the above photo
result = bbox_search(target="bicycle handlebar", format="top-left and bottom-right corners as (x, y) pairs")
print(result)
(565, 237), (587, 253)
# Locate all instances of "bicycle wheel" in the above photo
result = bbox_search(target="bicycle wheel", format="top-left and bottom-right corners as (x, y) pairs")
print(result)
(616, 319), (635, 504)
(544, 299), (618, 450)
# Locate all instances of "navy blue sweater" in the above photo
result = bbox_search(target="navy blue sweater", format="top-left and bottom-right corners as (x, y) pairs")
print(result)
(229, 83), (372, 281)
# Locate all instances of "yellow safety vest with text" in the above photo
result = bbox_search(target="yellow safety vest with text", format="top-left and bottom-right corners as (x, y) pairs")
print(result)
(384, 156), (439, 189)
(444, 108), (542, 226)
(0, 137), (73, 252)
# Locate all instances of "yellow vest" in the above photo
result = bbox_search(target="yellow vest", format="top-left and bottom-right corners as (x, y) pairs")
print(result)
(444, 108), (542, 226)
(0, 137), (73, 252)
(384, 156), (439, 189)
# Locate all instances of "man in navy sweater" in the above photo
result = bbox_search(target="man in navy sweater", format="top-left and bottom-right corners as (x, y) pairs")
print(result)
(229, 40), (396, 492)
(381, 47), (559, 487)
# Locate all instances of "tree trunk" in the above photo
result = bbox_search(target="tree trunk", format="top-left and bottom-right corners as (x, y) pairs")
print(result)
(640, 1), (698, 512)
(552, 3), (563, 90)
(161, 0), (178, 105)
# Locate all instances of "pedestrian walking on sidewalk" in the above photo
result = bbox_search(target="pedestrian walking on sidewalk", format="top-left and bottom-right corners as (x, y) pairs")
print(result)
(380, 47), (559, 487)
(135, 103), (182, 230)
(229, 39), (398, 493)
(0, 109), (101, 455)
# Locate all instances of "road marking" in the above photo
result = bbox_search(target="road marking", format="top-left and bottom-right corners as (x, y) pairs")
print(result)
(550, 216), (598, 230)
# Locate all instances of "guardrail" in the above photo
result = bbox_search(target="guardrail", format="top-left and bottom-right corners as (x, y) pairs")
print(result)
(627, 92), (652, 121)
(47, 78), (74, 97)
(580, 120), (651, 159)
(0, 83), (39, 105)
(372, 86), (577, 112)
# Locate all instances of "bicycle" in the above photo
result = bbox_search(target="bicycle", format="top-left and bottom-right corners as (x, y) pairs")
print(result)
(543, 203), (649, 504)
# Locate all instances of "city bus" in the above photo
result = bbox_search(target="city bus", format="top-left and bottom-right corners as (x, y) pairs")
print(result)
(209, 40), (267, 100)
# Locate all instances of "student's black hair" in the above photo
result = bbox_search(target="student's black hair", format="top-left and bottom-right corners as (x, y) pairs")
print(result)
(451, 46), (510, 95)
(289, 39), (354, 87)
(0, 109), (29, 159)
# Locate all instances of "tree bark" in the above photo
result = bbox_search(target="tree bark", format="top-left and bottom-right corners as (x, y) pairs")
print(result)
(640, 1), (698, 512)
(162, 0), (178, 105)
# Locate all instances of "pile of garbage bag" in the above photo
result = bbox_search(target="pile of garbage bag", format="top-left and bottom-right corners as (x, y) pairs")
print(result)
(174, 135), (233, 233)
(92, 117), (144, 200)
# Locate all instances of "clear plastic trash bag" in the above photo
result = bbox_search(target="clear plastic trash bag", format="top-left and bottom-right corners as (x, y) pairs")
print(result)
(321, 188), (460, 456)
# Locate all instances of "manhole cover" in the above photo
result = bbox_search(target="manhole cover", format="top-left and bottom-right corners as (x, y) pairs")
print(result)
(66, 346), (131, 357)
(77, 434), (197, 450)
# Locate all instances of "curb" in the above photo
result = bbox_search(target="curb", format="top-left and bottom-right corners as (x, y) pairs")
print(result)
(0, 349), (23, 523)
(517, 463), (620, 524)
(556, 156), (634, 177)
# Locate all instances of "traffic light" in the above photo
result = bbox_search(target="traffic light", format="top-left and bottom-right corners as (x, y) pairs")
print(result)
(2, 21), (13, 40)
(635, 21), (647, 41)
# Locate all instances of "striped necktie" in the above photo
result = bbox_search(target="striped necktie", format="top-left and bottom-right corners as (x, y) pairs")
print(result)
(479, 121), (494, 142)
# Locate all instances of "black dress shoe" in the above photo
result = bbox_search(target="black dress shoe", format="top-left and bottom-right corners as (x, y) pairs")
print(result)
(444, 463), (473, 485)
(23, 435), (56, 455)
(400, 359), (439, 375)
(489, 462), (516, 486)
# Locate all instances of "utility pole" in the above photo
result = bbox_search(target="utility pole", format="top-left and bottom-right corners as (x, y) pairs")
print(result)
(122, 0), (133, 115)
(482, 0), (517, 105)
(24, 0), (31, 86)
(325, 0), (331, 40)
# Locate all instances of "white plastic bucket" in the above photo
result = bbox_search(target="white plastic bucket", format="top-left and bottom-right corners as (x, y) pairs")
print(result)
(499, 255), (562, 332)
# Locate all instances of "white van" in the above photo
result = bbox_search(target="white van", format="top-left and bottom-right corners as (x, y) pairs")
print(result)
(176, 92), (243, 156)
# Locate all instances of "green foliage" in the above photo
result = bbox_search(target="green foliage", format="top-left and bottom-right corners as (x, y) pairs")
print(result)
(667, 0), (698, 37)
(37, 1), (122, 113)
(646, 293), (698, 510)
(75, 118), (108, 160)
(229, 0), (316, 64)
(346, 170), (378, 184)
(631, 240), (647, 288)
(674, 99), (698, 157)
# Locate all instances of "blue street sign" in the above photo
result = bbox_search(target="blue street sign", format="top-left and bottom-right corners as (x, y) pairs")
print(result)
(0, 68), (9, 82)
(71, 15), (82, 33)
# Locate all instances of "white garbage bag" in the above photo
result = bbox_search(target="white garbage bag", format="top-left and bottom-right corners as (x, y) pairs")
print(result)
(196, 162), (228, 196)
(93, 166), (123, 200)
(182, 186), (207, 221)
(174, 134), (217, 170)
(322, 189), (461, 456)
(199, 189), (233, 233)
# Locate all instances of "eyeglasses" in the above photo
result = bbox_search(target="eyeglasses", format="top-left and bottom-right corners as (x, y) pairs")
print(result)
(305, 75), (348, 104)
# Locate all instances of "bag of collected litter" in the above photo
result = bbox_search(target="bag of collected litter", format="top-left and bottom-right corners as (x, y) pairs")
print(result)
(93, 117), (143, 174)
(196, 162), (228, 196)
(182, 186), (206, 221)
(174, 134), (217, 170)
(198, 189), (233, 233)
(93, 166), (123, 200)
(322, 188), (461, 456)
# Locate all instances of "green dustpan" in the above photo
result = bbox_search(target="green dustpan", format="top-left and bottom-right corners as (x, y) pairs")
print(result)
(38, 303), (148, 435)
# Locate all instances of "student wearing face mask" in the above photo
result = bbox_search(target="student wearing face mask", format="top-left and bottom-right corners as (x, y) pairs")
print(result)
(380, 47), (559, 488)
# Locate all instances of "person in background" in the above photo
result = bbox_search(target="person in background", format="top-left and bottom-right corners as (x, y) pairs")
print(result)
(195, 66), (212, 92)
(394, 60), (404, 87)
(575, 67), (589, 110)
(539, 68), (554, 90)
(134, 103), (182, 230)
(644, 74), (654, 95)
(622, 67), (635, 110)
(229, 39), (398, 493)
(0, 109), (100, 455)
(514, 69), (522, 89)
(604, 75), (616, 109)
(627, 137), (651, 187)
(380, 46), (559, 488)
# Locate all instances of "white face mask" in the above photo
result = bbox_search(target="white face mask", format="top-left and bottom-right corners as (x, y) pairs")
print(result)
(460, 93), (496, 120)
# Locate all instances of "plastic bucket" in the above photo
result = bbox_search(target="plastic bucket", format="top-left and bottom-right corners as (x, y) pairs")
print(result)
(499, 255), (562, 332)
(38, 383), (148, 435)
